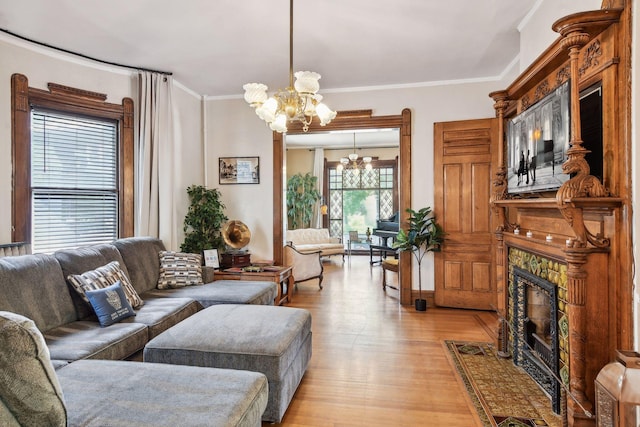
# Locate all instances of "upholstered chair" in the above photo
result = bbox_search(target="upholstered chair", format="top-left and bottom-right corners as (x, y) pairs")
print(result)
(284, 243), (323, 290)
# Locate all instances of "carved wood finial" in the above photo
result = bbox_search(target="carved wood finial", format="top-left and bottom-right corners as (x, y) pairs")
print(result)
(555, 25), (612, 248)
(489, 90), (515, 230)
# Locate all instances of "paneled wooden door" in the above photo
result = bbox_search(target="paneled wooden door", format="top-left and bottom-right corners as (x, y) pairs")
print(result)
(433, 118), (498, 310)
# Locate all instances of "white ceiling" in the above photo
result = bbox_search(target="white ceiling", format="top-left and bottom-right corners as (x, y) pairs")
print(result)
(0, 0), (537, 99)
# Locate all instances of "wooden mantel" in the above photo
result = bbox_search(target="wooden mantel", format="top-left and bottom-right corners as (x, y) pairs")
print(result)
(489, 2), (632, 426)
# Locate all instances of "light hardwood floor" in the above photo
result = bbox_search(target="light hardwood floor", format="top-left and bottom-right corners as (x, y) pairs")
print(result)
(276, 255), (499, 426)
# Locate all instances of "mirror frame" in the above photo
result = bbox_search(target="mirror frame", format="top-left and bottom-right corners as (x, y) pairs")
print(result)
(273, 108), (413, 305)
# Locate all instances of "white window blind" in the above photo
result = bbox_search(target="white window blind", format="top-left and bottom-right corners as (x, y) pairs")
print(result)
(31, 109), (119, 253)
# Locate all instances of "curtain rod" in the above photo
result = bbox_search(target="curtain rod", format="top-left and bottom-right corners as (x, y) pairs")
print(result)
(1, 28), (173, 76)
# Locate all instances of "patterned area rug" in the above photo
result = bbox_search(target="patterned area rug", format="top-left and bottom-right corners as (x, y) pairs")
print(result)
(444, 341), (562, 427)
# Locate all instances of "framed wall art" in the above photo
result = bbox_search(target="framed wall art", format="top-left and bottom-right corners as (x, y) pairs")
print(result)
(506, 80), (570, 194)
(219, 156), (260, 184)
(203, 249), (220, 268)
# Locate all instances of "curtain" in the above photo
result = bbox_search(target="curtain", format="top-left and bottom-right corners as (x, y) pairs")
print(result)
(312, 148), (324, 228)
(136, 71), (181, 250)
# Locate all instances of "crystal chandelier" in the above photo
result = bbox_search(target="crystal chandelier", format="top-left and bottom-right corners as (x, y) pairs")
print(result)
(337, 133), (372, 174)
(243, 0), (336, 133)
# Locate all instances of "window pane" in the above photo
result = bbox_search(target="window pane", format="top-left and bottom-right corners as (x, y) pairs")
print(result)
(32, 192), (118, 254)
(31, 111), (117, 190)
(343, 190), (378, 235)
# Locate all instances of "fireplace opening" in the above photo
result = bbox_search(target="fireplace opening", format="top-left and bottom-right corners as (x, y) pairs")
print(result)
(512, 267), (561, 413)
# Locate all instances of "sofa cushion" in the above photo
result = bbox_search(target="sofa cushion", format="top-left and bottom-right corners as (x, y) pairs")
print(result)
(142, 279), (278, 307)
(85, 282), (136, 327)
(54, 244), (130, 320)
(44, 320), (148, 362)
(157, 251), (203, 289)
(113, 237), (166, 294)
(0, 254), (77, 332)
(0, 311), (67, 427)
(57, 359), (268, 427)
(121, 297), (199, 339)
(68, 261), (144, 309)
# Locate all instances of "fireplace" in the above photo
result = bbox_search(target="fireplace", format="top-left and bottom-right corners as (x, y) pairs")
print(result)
(512, 266), (561, 413)
(507, 248), (570, 417)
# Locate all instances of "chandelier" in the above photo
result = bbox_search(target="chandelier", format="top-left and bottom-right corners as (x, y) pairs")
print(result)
(243, 0), (336, 133)
(337, 133), (372, 174)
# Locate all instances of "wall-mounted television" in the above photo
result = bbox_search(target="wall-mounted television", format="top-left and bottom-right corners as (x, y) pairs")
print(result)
(507, 80), (571, 194)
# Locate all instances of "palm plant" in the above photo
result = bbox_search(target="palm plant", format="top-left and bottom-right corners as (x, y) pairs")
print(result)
(393, 207), (445, 310)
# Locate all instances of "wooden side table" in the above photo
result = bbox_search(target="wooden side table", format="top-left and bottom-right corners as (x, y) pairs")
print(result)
(213, 266), (293, 306)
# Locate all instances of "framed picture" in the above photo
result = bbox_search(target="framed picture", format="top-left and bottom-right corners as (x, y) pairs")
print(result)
(203, 249), (220, 268)
(506, 80), (571, 194)
(219, 156), (260, 184)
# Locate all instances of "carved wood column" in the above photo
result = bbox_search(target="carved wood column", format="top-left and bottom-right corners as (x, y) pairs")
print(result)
(489, 90), (511, 357)
(564, 247), (594, 426)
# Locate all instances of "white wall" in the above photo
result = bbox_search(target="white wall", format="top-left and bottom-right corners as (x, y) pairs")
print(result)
(170, 85), (205, 250)
(0, 34), (204, 248)
(518, 0), (602, 71)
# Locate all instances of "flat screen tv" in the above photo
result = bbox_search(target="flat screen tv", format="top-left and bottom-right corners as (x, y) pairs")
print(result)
(507, 80), (570, 194)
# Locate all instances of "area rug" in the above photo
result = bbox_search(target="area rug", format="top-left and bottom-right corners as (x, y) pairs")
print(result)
(444, 340), (562, 427)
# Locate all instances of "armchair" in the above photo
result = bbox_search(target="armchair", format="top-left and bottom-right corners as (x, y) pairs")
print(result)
(284, 243), (323, 290)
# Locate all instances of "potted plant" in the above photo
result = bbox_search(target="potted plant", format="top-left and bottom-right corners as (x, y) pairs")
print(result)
(393, 207), (445, 311)
(180, 185), (228, 257)
(286, 173), (321, 229)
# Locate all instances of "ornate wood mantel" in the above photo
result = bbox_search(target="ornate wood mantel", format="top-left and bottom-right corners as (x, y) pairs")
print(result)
(489, 2), (632, 427)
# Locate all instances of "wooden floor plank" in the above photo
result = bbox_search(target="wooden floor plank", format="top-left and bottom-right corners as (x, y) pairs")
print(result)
(274, 255), (498, 426)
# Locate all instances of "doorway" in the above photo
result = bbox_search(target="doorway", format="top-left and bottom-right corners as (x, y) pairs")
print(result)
(272, 109), (413, 305)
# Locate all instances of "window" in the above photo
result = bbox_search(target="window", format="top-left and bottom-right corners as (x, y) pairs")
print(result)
(30, 110), (119, 253)
(326, 159), (398, 241)
(11, 74), (134, 252)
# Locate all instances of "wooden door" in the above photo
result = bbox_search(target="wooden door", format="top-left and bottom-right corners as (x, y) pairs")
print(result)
(433, 118), (498, 310)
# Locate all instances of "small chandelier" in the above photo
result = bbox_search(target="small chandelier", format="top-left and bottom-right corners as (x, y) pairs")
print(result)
(243, 0), (336, 133)
(337, 133), (372, 174)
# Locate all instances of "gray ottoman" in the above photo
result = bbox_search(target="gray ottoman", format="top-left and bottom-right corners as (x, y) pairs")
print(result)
(143, 304), (312, 423)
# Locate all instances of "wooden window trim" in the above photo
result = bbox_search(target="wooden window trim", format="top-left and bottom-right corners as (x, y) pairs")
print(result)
(10, 73), (134, 243)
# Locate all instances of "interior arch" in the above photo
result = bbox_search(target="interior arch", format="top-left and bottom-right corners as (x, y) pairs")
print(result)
(272, 109), (413, 305)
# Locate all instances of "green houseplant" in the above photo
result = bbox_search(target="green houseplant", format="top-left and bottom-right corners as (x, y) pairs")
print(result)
(393, 207), (445, 311)
(286, 173), (321, 229)
(180, 185), (228, 256)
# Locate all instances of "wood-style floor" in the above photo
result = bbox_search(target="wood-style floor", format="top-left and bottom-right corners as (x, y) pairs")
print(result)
(275, 255), (499, 426)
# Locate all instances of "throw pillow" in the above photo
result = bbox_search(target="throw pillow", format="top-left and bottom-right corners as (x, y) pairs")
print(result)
(85, 281), (136, 327)
(157, 251), (203, 289)
(0, 311), (67, 426)
(67, 261), (144, 308)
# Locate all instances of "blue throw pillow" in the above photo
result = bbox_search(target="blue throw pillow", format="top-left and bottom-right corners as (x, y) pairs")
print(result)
(85, 281), (136, 327)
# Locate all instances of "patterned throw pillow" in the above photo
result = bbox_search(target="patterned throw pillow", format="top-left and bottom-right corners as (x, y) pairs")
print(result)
(85, 281), (136, 327)
(157, 251), (203, 289)
(67, 261), (144, 308)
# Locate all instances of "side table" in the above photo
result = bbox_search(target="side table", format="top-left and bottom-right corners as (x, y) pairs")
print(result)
(213, 266), (293, 306)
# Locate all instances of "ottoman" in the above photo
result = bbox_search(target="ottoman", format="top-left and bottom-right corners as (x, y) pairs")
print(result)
(143, 304), (312, 423)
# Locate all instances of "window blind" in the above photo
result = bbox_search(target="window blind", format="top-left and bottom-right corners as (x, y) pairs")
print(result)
(31, 109), (118, 253)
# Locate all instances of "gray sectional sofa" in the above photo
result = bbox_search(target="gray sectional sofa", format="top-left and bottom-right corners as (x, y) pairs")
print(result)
(0, 237), (280, 426)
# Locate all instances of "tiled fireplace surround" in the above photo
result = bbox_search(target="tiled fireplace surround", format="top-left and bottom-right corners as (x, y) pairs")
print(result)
(508, 248), (568, 414)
